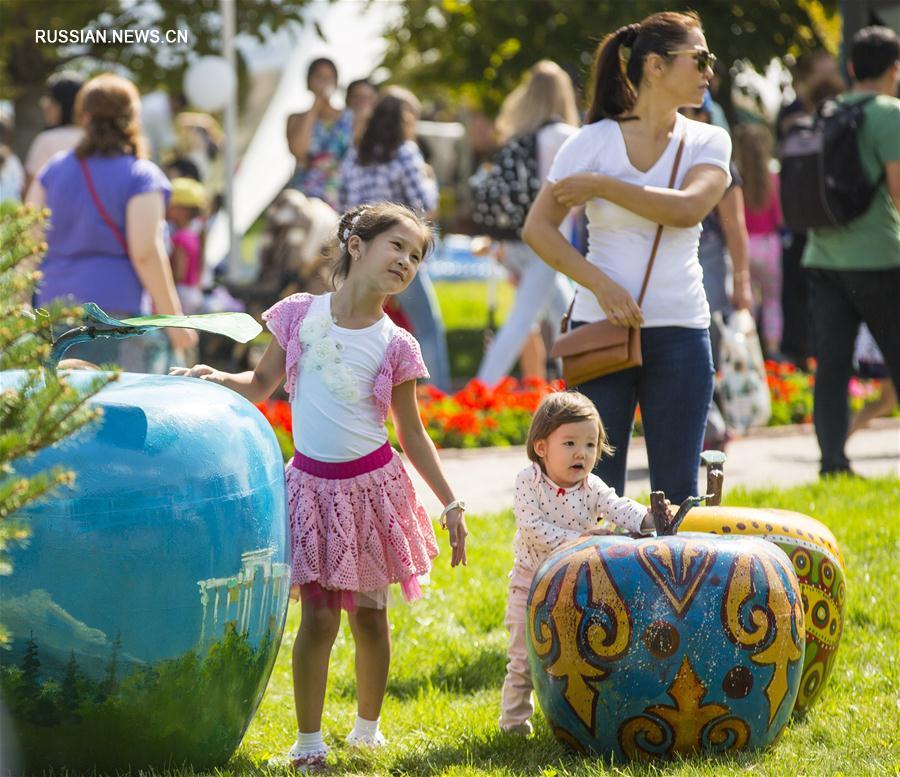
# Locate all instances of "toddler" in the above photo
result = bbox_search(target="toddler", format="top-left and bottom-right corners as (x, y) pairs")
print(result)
(499, 390), (654, 735)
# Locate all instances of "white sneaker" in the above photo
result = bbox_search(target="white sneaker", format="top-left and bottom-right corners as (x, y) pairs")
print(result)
(345, 729), (387, 748)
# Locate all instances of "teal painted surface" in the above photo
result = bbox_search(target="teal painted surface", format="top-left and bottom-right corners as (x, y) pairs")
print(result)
(0, 371), (289, 771)
(527, 533), (805, 760)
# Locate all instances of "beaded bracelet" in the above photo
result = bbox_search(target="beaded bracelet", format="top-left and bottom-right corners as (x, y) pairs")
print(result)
(439, 499), (466, 528)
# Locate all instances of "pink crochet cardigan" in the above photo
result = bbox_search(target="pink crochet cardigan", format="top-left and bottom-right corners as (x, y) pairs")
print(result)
(262, 293), (429, 421)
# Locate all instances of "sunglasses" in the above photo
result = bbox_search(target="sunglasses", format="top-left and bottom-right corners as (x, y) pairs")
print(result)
(667, 48), (717, 72)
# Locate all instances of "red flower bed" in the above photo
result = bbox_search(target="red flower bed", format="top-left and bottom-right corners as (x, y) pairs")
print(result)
(255, 377), (564, 458)
(406, 377), (564, 449)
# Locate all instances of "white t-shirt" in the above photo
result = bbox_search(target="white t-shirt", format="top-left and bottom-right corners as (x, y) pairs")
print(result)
(291, 293), (394, 461)
(25, 126), (83, 177)
(536, 121), (579, 240)
(547, 113), (732, 328)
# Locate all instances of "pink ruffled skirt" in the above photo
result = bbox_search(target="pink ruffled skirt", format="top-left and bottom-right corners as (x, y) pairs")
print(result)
(286, 441), (439, 610)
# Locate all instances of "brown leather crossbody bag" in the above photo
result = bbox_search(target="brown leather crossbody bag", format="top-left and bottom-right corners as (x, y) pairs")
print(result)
(549, 134), (686, 386)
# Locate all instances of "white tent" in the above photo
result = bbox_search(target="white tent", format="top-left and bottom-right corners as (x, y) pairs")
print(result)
(204, 0), (399, 277)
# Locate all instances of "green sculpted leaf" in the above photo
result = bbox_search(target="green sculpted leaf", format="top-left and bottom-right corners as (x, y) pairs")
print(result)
(119, 313), (262, 343)
(82, 303), (262, 343)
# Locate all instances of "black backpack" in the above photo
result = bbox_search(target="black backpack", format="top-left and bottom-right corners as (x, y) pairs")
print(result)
(470, 130), (543, 240)
(779, 96), (883, 232)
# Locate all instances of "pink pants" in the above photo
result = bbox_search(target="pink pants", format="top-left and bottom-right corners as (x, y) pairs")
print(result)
(748, 232), (783, 348)
(499, 565), (536, 730)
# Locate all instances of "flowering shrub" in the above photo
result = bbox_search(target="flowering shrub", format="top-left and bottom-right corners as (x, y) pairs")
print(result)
(255, 399), (294, 460)
(255, 366), (889, 457)
(763, 359), (887, 426)
(765, 359), (815, 426)
(255, 377), (563, 459)
(397, 377), (564, 449)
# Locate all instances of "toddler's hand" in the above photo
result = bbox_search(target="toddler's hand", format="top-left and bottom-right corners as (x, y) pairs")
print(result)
(169, 364), (221, 382)
(444, 507), (468, 567)
(581, 526), (613, 537)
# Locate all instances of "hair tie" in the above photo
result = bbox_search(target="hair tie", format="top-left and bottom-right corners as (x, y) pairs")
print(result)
(618, 23), (640, 48)
(339, 210), (366, 252)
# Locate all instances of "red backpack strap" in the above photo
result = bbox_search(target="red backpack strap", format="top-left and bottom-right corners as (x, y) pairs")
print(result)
(78, 157), (129, 255)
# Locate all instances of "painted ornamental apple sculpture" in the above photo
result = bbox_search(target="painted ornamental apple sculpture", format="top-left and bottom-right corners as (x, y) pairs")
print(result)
(526, 460), (806, 760)
(682, 503), (846, 712)
(0, 308), (289, 772)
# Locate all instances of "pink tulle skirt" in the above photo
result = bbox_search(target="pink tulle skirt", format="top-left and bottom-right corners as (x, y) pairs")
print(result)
(286, 441), (439, 610)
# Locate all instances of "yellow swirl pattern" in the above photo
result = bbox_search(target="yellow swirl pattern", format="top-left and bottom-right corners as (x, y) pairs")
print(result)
(529, 544), (630, 732)
(619, 656), (750, 759)
(723, 554), (804, 725)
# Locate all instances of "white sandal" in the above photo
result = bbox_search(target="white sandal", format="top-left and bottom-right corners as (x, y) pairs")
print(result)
(287, 742), (329, 773)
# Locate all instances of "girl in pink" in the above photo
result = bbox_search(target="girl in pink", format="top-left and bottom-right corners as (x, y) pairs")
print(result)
(171, 202), (468, 772)
(166, 177), (206, 315)
(735, 123), (784, 357)
(500, 391), (655, 735)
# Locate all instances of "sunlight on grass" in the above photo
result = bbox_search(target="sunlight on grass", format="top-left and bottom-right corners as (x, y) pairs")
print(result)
(231, 476), (899, 776)
(434, 280), (516, 331)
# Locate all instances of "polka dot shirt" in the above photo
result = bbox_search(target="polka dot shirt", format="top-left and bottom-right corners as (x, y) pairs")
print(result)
(512, 462), (648, 573)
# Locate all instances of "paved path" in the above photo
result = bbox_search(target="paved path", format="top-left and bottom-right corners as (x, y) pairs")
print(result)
(405, 418), (900, 517)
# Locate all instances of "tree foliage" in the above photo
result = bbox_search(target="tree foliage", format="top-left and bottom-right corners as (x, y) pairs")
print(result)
(380, 0), (841, 115)
(0, 0), (314, 99)
(0, 0), (318, 152)
(0, 202), (114, 640)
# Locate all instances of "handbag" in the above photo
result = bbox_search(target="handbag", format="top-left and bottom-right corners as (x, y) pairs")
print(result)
(549, 134), (686, 385)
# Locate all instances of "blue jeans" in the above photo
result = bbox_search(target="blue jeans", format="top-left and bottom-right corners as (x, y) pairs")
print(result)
(575, 325), (714, 504)
(394, 269), (451, 392)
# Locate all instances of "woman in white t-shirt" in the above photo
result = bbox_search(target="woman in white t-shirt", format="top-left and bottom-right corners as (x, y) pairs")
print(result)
(23, 71), (84, 197)
(523, 11), (731, 503)
(476, 60), (578, 386)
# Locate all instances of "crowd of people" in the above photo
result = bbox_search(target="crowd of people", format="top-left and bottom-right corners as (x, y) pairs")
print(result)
(0, 15), (895, 472)
(3, 8), (898, 771)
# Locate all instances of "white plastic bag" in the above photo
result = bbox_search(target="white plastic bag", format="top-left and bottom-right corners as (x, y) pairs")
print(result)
(714, 310), (771, 433)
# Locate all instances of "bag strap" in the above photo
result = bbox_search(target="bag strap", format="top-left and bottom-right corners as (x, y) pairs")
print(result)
(560, 131), (686, 333)
(637, 134), (685, 305)
(78, 157), (129, 255)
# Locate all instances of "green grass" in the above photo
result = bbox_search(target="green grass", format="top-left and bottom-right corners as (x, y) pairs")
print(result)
(434, 281), (518, 382)
(434, 281), (516, 331)
(224, 476), (900, 776)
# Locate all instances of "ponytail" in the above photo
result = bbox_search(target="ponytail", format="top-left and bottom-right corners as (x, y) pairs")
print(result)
(585, 24), (640, 124)
(585, 11), (702, 124)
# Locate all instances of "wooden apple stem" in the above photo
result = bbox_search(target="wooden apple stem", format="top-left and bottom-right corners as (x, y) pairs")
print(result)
(650, 491), (708, 536)
(700, 450), (726, 506)
(706, 469), (724, 506)
(650, 491), (673, 535)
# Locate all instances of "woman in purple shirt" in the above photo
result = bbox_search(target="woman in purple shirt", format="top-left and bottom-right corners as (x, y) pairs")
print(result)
(26, 73), (196, 372)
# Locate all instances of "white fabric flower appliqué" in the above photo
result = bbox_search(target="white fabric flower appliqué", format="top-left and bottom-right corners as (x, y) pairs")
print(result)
(298, 312), (360, 403)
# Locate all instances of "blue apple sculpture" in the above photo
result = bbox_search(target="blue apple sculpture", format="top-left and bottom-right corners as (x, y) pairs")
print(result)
(1, 309), (289, 771)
